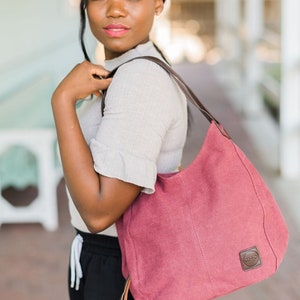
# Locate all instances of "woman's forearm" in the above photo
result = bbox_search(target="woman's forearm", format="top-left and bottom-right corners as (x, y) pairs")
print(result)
(51, 95), (102, 222)
(51, 62), (112, 230)
(51, 62), (141, 233)
(52, 95), (141, 233)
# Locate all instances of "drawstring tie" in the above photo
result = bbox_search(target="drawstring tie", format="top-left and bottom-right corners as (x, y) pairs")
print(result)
(70, 234), (83, 290)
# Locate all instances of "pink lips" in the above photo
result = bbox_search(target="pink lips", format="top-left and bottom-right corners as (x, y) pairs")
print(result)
(104, 23), (130, 37)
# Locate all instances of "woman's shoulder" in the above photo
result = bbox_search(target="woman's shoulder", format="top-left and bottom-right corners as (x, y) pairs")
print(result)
(105, 54), (186, 118)
(121, 57), (165, 71)
(110, 57), (178, 100)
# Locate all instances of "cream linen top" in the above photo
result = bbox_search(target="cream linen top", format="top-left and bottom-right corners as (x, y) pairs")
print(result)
(67, 41), (187, 236)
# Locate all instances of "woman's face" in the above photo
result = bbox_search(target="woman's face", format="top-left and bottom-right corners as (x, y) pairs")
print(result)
(87, 0), (164, 60)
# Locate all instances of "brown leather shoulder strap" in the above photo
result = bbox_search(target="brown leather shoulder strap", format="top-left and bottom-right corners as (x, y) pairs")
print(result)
(104, 56), (230, 139)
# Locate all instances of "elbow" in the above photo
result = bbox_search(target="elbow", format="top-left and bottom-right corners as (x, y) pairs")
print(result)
(86, 223), (105, 234)
(86, 222), (105, 234)
(84, 216), (112, 234)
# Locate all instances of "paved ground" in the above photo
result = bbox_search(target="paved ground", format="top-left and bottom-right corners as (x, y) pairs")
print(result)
(0, 61), (299, 299)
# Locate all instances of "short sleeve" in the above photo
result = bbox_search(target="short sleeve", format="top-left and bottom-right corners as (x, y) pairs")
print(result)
(90, 60), (179, 194)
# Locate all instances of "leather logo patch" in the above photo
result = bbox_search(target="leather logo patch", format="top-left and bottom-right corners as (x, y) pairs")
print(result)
(239, 246), (262, 271)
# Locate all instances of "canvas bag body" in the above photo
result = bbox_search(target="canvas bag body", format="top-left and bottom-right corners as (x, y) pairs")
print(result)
(110, 57), (289, 300)
(116, 122), (288, 300)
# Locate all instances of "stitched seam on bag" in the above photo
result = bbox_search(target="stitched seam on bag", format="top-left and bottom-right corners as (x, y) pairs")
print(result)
(127, 206), (142, 297)
(182, 174), (214, 292)
(232, 142), (278, 269)
(129, 202), (152, 299)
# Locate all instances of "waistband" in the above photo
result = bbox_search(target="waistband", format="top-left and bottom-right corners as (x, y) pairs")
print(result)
(76, 229), (121, 256)
(70, 230), (121, 291)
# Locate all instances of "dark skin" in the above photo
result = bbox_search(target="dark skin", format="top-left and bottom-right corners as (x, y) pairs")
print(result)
(51, 0), (164, 233)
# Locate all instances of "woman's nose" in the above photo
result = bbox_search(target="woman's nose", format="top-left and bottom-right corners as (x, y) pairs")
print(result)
(106, 0), (127, 18)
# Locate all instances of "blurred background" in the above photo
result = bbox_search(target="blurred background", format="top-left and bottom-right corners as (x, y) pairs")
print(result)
(0, 0), (299, 299)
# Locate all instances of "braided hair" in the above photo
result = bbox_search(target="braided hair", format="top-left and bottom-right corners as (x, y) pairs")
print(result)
(79, 0), (90, 61)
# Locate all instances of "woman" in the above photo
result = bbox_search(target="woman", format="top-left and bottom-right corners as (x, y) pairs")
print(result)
(52, 0), (187, 299)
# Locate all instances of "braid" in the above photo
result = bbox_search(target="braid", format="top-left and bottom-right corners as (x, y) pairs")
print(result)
(153, 43), (170, 65)
(80, 0), (90, 61)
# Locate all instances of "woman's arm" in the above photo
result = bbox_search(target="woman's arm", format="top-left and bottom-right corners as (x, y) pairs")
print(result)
(52, 61), (142, 233)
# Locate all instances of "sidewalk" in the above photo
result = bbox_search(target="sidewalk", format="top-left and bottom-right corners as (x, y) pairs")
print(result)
(0, 61), (299, 300)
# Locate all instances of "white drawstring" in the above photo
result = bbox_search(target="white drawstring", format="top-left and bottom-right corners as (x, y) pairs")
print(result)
(70, 234), (83, 290)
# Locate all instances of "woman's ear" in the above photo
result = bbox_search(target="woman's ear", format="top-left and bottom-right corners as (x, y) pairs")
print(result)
(154, 0), (164, 16)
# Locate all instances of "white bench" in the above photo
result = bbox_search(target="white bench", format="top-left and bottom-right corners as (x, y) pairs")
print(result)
(0, 75), (62, 231)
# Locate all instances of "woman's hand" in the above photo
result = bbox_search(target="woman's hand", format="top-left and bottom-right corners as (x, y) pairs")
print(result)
(52, 61), (112, 104)
(51, 61), (142, 234)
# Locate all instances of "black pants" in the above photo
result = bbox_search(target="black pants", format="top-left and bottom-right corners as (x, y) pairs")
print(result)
(69, 230), (134, 300)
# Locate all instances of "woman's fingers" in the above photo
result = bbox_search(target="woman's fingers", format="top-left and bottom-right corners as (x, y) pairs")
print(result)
(92, 77), (112, 96)
(53, 61), (112, 102)
(90, 64), (110, 79)
(92, 77), (112, 97)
